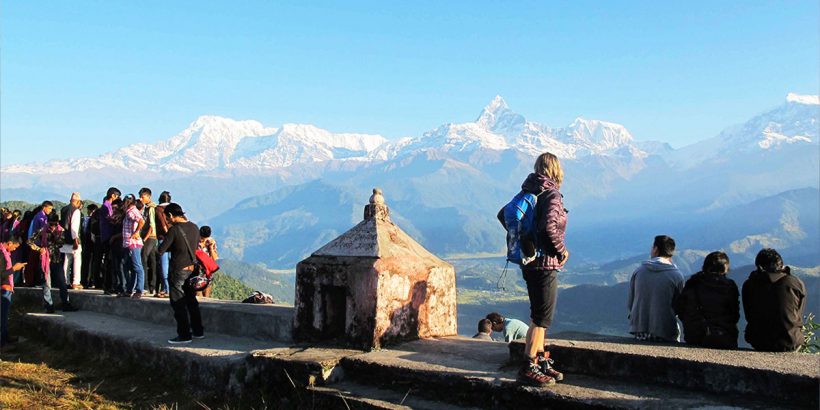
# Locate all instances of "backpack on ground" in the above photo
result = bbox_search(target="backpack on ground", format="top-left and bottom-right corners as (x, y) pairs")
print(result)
(498, 191), (540, 266)
(242, 291), (274, 304)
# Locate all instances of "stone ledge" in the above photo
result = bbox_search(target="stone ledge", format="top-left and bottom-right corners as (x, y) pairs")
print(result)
(509, 333), (818, 407)
(342, 337), (791, 409)
(12, 287), (294, 342)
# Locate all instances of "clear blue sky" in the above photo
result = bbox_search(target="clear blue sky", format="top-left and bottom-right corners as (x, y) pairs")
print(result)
(2, 1), (818, 165)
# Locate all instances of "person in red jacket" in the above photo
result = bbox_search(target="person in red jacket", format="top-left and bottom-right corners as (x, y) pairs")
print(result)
(517, 152), (569, 387)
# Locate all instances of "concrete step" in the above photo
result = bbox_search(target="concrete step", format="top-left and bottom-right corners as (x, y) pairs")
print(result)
(308, 381), (478, 410)
(341, 337), (813, 409)
(509, 333), (818, 407)
(16, 310), (476, 409)
(13, 287), (293, 342)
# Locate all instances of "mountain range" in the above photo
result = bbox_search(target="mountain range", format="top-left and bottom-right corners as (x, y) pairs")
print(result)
(2, 93), (817, 276)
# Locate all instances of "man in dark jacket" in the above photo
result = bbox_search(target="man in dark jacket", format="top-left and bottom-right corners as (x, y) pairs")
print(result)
(157, 203), (203, 344)
(742, 248), (806, 352)
(675, 251), (739, 349)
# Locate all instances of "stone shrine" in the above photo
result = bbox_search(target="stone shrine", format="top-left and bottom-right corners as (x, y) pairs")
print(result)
(293, 188), (458, 349)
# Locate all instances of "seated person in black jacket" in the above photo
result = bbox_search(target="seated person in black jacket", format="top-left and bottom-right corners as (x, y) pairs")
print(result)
(675, 251), (739, 349)
(742, 248), (806, 352)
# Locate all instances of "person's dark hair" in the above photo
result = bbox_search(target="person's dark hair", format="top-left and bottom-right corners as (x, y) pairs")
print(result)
(47, 212), (60, 224)
(139, 187), (152, 197)
(105, 187), (122, 200)
(755, 248), (784, 273)
(41, 200), (54, 208)
(199, 226), (212, 238)
(702, 251), (730, 275)
(164, 203), (185, 218)
(122, 195), (135, 210)
(158, 191), (171, 204)
(486, 312), (504, 325)
(112, 198), (123, 208)
(22, 210), (33, 220)
(135, 200), (144, 211)
(478, 318), (492, 333)
(12, 210), (21, 219)
(87, 204), (98, 213)
(653, 235), (676, 257)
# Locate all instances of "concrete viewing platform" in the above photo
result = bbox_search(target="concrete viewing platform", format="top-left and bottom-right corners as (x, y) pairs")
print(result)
(8, 287), (820, 409)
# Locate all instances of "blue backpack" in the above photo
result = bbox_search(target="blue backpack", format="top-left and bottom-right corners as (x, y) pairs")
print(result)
(500, 191), (540, 265)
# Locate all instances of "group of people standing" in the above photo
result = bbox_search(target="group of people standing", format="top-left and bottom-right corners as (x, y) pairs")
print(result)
(0, 187), (219, 346)
(492, 152), (808, 388)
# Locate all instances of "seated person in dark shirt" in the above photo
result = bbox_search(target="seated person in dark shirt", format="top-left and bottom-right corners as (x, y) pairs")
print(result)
(742, 248), (806, 352)
(674, 251), (739, 349)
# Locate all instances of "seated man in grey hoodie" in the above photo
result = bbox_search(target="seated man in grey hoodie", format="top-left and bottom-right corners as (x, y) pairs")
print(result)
(628, 235), (685, 342)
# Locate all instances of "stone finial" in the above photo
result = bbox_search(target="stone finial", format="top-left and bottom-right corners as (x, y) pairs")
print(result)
(364, 188), (390, 221)
(369, 188), (385, 205)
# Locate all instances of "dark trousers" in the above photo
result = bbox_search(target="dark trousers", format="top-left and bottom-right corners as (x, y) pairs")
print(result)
(1, 289), (10, 344)
(81, 240), (93, 287)
(170, 269), (203, 339)
(92, 240), (109, 290)
(110, 245), (127, 294)
(141, 238), (158, 293)
(522, 268), (559, 329)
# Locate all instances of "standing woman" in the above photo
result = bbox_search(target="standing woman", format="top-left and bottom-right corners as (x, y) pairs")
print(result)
(518, 152), (569, 386)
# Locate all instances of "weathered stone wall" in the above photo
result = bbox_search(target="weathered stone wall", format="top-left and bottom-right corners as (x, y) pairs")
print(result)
(373, 259), (457, 348)
(294, 256), (379, 349)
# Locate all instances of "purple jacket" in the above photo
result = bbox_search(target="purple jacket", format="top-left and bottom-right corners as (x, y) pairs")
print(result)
(521, 173), (568, 271)
(99, 200), (114, 242)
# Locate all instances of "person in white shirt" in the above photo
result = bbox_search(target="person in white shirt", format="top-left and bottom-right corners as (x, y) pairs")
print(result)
(61, 192), (84, 289)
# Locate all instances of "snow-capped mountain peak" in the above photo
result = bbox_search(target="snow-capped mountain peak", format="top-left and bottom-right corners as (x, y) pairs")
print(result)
(475, 95), (526, 139)
(786, 93), (819, 105)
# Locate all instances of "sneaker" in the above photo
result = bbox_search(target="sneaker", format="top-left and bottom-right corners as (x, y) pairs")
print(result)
(45, 304), (55, 314)
(71, 284), (84, 290)
(131, 292), (142, 299)
(518, 361), (556, 387)
(168, 336), (192, 344)
(538, 356), (564, 382)
(193, 334), (205, 339)
(62, 303), (79, 312)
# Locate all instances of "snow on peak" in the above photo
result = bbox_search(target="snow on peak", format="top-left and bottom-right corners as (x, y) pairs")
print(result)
(475, 95), (526, 141)
(566, 117), (634, 150)
(786, 93), (819, 105)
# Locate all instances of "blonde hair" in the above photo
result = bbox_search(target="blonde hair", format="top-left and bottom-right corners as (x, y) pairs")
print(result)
(534, 152), (563, 187)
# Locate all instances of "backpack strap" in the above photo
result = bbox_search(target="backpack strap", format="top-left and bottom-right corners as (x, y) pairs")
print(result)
(176, 224), (198, 264)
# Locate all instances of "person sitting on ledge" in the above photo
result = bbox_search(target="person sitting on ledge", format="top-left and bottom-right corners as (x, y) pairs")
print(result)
(742, 248), (806, 352)
(486, 312), (529, 343)
(628, 235), (684, 342)
(674, 251), (739, 349)
(473, 318), (494, 341)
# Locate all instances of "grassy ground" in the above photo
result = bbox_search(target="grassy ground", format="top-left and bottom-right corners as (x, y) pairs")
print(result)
(0, 303), (273, 409)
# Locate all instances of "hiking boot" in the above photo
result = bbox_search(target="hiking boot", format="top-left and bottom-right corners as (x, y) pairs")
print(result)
(168, 336), (192, 344)
(518, 361), (556, 387)
(538, 356), (564, 382)
(62, 303), (79, 312)
(131, 292), (142, 299)
(45, 304), (55, 314)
